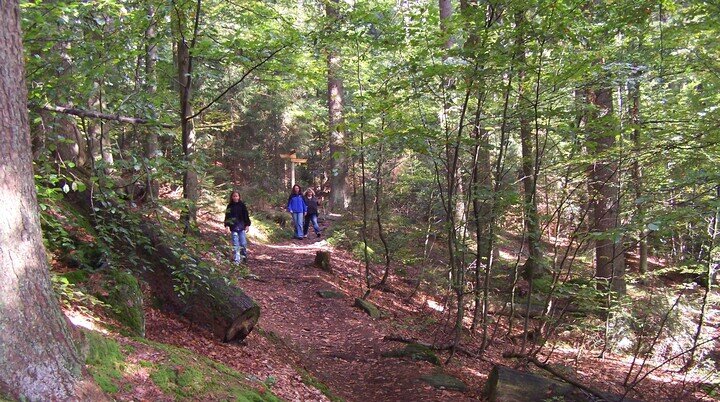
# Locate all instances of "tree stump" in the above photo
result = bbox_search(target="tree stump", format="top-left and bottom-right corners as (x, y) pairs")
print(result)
(314, 250), (332, 272)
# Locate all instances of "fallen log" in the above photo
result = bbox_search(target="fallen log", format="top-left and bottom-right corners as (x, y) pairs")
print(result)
(140, 222), (260, 342)
(62, 189), (260, 342)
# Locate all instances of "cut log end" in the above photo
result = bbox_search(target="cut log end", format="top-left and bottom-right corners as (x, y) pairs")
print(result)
(224, 305), (260, 342)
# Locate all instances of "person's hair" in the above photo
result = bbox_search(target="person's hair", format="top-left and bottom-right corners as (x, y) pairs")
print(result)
(228, 190), (240, 203)
(304, 188), (315, 197)
(291, 184), (302, 195)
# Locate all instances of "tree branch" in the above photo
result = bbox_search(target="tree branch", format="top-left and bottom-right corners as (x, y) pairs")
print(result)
(188, 44), (289, 121)
(35, 104), (175, 128)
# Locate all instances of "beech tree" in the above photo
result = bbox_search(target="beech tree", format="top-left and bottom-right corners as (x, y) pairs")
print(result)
(0, 1), (101, 400)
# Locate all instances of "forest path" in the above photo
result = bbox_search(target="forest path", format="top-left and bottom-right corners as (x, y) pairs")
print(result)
(238, 225), (479, 402)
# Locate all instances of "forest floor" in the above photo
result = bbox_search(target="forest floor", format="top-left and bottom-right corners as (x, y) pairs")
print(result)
(102, 211), (718, 401)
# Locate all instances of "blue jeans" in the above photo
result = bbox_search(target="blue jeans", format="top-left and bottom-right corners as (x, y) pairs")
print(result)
(231, 230), (247, 262)
(291, 212), (304, 238)
(304, 213), (320, 236)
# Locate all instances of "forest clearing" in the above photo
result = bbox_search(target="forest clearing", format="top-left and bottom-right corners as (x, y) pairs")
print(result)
(1, 0), (719, 401)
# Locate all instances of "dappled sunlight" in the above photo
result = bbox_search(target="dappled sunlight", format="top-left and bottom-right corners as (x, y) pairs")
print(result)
(65, 309), (108, 334)
(426, 299), (445, 312)
(498, 249), (518, 261)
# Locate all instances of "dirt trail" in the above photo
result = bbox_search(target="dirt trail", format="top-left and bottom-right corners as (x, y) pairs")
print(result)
(239, 233), (480, 402)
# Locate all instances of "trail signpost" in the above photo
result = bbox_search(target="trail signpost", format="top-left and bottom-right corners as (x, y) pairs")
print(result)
(279, 150), (307, 187)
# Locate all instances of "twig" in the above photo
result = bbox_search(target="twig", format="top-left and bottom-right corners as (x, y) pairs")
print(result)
(383, 335), (478, 358)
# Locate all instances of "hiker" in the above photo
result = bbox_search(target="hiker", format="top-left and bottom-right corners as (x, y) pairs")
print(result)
(303, 188), (321, 238)
(287, 184), (307, 240)
(224, 190), (251, 263)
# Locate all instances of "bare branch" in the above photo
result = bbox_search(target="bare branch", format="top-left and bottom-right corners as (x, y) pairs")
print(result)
(35, 104), (175, 128)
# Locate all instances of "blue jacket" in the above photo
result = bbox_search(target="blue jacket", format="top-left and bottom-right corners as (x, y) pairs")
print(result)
(287, 194), (307, 213)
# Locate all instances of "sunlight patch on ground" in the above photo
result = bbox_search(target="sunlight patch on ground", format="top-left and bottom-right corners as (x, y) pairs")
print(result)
(498, 249), (517, 260)
(462, 367), (487, 379)
(265, 240), (330, 250)
(65, 309), (108, 334)
(426, 299), (445, 312)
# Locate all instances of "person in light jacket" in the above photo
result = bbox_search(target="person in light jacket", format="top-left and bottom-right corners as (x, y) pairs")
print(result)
(286, 184), (307, 240)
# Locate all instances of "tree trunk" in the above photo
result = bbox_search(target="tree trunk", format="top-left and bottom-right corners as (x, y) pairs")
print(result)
(0, 3), (102, 399)
(628, 59), (647, 274)
(587, 85), (626, 294)
(177, 2), (200, 232)
(144, 3), (160, 201)
(515, 11), (543, 280)
(326, 0), (349, 211)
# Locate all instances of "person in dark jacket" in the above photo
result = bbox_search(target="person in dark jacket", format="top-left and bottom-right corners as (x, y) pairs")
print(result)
(303, 188), (321, 238)
(224, 190), (251, 263)
(286, 184), (307, 240)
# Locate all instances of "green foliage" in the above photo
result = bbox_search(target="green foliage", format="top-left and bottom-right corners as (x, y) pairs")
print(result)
(51, 273), (106, 315)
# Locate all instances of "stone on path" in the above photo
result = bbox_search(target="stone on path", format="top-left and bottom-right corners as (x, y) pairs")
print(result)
(316, 290), (346, 299)
(353, 297), (381, 318)
(419, 372), (468, 392)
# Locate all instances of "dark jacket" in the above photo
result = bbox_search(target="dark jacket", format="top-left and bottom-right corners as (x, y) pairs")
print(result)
(224, 201), (251, 232)
(287, 194), (307, 213)
(303, 196), (319, 215)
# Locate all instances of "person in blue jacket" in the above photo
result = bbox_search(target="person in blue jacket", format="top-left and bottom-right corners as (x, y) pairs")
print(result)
(224, 190), (251, 264)
(286, 184), (307, 240)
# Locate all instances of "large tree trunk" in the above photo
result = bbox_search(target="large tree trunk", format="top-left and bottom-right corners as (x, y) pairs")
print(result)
(0, 3), (101, 399)
(326, 0), (349, 211)
(587, 85), (626, 294)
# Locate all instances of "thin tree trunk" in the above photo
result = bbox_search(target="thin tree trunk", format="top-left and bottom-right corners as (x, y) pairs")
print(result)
(176, 0), (201, 232)
(628, 59), (647, 274)
(516, 11), (543, 280)
(326, 0), (348, 211)
(376, 142), (392, 286)
(684, 185), (719, 369)
(145, 3), (160, 201)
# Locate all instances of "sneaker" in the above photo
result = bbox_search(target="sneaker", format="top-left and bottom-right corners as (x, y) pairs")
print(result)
(317, 232), (321, 238)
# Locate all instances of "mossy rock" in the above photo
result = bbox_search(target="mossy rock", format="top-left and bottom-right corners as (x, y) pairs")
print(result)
(85, 331), (125, 394)
(353, 297), (380, 318)
(317, 290), (346, 299)
(419, 372), (467, 392)
(382, 343), (441, 365)
(106, 269), (145, 337)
